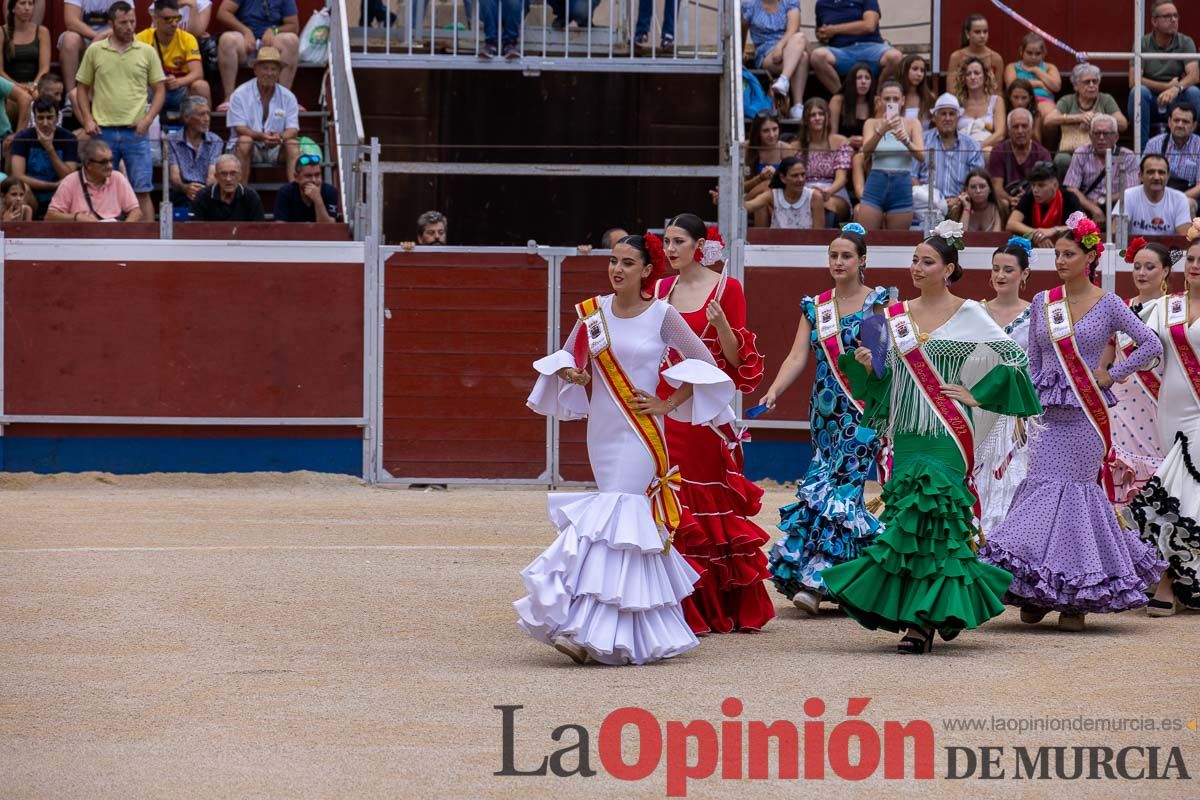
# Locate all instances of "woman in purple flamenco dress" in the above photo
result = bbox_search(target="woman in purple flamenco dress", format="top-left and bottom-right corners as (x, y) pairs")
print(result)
(978, 216), (1166, 632)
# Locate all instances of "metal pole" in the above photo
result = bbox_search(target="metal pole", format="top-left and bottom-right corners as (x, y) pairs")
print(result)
(159, 137), (173, 239)
(717, 0), (737, 240)
(369, 137), (385, 482)
(1105, 145), (1113, 251)
(931, 0), (941, 75)
(925, 134), (937, 232)
(1133, 0), (1144, 156)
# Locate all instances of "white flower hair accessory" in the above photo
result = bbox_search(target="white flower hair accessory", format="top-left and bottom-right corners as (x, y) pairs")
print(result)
(930, 219), (966, 251)
(699, 240), (725, 266)
(1065, 210), (1089, 231)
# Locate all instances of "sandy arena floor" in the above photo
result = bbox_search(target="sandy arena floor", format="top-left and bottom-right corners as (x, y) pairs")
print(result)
(1, 473), (1196, 799)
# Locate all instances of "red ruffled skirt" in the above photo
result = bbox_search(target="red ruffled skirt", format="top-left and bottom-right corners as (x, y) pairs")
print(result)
(665, 416), (776, 634)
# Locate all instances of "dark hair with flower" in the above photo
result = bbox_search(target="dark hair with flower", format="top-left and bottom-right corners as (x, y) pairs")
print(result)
(1120, 236), (1148, 263)
(627, 232), (668, 298)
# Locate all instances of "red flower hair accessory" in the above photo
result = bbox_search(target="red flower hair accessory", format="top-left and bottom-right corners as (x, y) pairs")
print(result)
(697, 225), (726, 266)
(642, 232), (668, 295)
(1120, 237), (1148, 263)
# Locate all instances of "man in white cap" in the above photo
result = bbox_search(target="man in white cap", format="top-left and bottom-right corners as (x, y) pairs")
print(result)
(912, 92), (983, 221)
(226, 45), (300, 183)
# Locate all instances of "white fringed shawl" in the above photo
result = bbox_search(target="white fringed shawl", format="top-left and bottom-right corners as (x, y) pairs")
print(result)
(882, 300), (1030, 451)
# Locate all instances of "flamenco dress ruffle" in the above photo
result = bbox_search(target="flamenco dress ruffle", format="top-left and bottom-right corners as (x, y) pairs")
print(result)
(663, 323), (775, 634)
(1128, 431), (1200, 609)
(820, 436), (1014, 632)
(515, 492), (701, 665)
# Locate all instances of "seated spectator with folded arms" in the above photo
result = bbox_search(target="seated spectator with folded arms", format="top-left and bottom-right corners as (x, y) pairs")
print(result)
(743, 157), (824, 229)
(166, 95), (221, 209)
(45, 138), (143, 222)
(189, 153), (265, 221)
(10, 96), (79, 219)
(137, 0), (210, 116)
(1005, 161), (1082, 246)
(227, 46), (299, 182)
(274, 154), (337, 222)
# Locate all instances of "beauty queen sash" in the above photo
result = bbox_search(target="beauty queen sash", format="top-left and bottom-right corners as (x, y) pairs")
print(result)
(576, 297), (682, 546)
(1119, 298), (1161, 401)
(885, 301), (980, 521)
(1045, 286), (1117, 500)
(1166, 293), (1200, 406)
(821, 289), (893, 483)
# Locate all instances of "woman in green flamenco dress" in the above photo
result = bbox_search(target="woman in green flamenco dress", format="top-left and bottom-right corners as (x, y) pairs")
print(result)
(821, 222), (1043, 654)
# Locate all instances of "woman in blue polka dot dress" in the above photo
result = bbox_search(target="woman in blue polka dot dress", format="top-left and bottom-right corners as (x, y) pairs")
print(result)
(759, 224), (889, 615)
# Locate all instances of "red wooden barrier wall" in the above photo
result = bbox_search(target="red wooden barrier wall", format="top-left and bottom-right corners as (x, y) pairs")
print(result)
(5, 258), (363, 418)
(382, 251), (550, 480)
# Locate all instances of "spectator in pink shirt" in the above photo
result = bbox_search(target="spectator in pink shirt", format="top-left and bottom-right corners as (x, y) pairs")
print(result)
(45, 138), (142, 221)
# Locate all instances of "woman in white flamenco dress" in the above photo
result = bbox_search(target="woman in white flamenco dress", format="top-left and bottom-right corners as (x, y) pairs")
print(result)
(516, 236), (737, 665)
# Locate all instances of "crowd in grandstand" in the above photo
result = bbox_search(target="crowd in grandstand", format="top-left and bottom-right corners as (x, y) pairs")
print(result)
(0, 0), (337, 223)
(741, 0), (1199, 238)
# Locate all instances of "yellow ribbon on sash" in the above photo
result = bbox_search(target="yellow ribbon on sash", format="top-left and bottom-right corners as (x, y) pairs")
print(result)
(577, 296), (683, 551)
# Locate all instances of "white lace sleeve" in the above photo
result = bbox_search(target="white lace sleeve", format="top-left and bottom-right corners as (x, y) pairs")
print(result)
(527, 321), (588, 419)
(659, 305), (735, 425)
(661, 306), (718, 366)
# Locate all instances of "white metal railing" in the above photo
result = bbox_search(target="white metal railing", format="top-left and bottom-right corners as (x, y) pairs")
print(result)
(345, 0), (723, 72)
(331, 0), (368, 237)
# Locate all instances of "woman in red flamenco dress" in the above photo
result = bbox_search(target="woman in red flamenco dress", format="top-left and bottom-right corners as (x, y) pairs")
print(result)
(652, 212), (775, 634)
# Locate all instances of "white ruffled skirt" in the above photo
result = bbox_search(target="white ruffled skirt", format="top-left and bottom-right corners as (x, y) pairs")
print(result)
(515, 491), (701, 665)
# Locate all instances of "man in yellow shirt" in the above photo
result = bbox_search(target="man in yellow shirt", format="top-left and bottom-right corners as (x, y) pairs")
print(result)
(75, 0), (166, 221)
(137, 0), (210, 118)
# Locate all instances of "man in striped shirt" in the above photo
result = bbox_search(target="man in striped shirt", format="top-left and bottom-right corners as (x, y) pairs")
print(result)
(1145, 100), (1200, 213)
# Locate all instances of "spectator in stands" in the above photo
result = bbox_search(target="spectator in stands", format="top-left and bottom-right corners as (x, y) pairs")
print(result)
(797, 97), (852, 225)
(945, 13), (1004, 96)
(947, 167), (1004, 232)
(741, 0), (808, 120)
(10, 95), (78, 219)
(227, 46), (300, 182)
(955, 56), (1005, 154)
(550, 0), (598, 32)
(745, 109), (795, 202)
(479, 0), (523, 59)
(1145, 100), (1200, 210)
(1044, 63), (1128, 173)
(417, 210), (447, 243)
(1004, 33), (1061, 114)
(189, 153), (265, 221)
(599, 227), (625, 248)
(809, 0), (901, 94)
(45, 137), (143, 221)
(59, 0), (115, 110)
(145, 0), (211, 37)
(913, 93), (983, 221)
(899, 53), (934, 130)
(0, 0), (50, 95)
(1005, 161), (1083, 245)
(274, 154), (336, 223)
(1063, 113), (1138, 225)
(75, 1), (165, 223)
(1005, 77), (1042, 143)
(988, 107), (1052, 211)
(0, 63), (30, 139)
(166, 95), (221, 209)
(829, 61), (874, 150)
(633, 0), (675, 57)
(1118, 153), (1192, 237)
(744, 156), (823, 229)
(137, 0), (211, 118)
(854, 80), (924, 231)
(1128, 1), (1200, 147)
(0, 176), (33, 220)
(215, 0), (300, 106)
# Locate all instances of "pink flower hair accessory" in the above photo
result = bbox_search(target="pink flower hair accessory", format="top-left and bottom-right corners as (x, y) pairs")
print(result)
(1065, 211), (1104, 256)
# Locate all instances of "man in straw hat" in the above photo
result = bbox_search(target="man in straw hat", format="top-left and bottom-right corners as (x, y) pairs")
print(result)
(226, 45), (300, 183)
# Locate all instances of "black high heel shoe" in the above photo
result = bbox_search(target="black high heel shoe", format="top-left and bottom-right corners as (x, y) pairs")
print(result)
(897, 627), (934, 654)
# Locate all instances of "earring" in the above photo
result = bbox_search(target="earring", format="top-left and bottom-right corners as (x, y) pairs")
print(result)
(1161, 277), (1170, 295)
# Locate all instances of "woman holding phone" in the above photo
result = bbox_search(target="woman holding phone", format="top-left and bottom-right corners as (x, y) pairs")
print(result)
(854, 80), (925, 231)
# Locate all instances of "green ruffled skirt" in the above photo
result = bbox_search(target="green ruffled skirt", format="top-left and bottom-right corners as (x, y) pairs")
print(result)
(821, 434), (1014, 633)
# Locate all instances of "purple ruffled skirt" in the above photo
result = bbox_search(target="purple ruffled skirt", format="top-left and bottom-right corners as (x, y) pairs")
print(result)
(978, 406), (1165, 613)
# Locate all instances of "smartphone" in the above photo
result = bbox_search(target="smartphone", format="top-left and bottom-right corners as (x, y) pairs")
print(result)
(884, 100), (900, 120)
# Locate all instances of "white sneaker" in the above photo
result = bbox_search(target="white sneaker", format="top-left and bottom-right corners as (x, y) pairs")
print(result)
(792, 589), (820, 616)
(788, 104), (804, 121)
(553, 635), (590, 664)
(770, 75), (790, 98)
